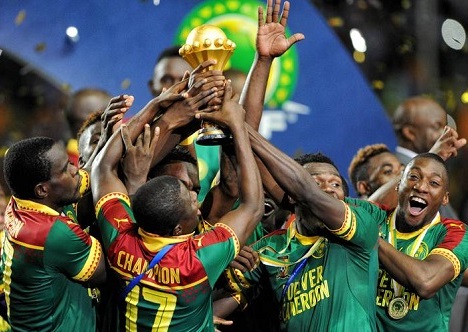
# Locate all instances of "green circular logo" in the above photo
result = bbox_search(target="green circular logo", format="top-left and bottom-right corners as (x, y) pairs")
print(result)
(412, 242), (429, 260)
(174, 0), (299, 108)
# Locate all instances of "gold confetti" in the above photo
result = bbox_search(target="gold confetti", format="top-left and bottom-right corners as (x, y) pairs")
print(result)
(15, 10), (26, 25)
(121, 79), (131, 90)
(328, 17), (344, 28)
(372, 80), (385, 90)
(35, 42), (46, 53)
(61, 84), (72, 93)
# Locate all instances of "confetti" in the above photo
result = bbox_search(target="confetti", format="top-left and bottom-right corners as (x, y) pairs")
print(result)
(15, 10), (26, 25)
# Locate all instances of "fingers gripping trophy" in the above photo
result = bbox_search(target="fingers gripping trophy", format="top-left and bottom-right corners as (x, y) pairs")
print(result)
(179, 25), (236, 146)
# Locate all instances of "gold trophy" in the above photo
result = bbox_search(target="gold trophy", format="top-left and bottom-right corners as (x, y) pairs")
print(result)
(179, 24), (236, 145)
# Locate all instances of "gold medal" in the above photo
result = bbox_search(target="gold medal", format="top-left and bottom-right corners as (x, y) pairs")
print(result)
(388, 297), (409, 320)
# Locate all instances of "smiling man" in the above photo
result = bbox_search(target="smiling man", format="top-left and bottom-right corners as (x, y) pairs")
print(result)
(373, 153), (468, 331)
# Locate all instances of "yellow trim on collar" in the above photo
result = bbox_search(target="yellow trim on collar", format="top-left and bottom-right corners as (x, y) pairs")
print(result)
(13, 196), (59, 216)
(138, 228), (193, 252)
(395, 216), (441, 240)
(295, 230), (323, 246)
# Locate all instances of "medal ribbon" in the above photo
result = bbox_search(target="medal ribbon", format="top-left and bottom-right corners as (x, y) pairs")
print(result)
(258, 218), (325, 268)
(280, 255), (309, 302)
(387, 211), (440, 297)
(259, 235), (325, 268)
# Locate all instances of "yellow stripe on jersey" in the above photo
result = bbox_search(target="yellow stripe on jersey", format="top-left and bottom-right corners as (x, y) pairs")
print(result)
(3, 238), (13, 319)
(112, 266), (210, 291)
(7, 234), (44, 250)
(429, 248), (461, 281)
(138, 229), (192, 252)
(328, 201), (357, 241)
(73, 237), (102, 282)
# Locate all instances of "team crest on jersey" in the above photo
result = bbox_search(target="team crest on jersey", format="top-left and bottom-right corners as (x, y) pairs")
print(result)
(410, 242), (429, 260)
(311, 239), (327, 259)
(276, 255), (290, 279)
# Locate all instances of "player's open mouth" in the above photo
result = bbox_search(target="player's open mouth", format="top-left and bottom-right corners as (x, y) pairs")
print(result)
(409, 196), (427, 216)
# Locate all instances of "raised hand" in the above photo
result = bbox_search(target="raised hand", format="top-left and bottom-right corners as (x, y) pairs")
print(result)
(429, 126), (467, 161)
(101, 95), (133, 141)
(194, 80), (245, 131)
(188, 59), (225, 106)
(80, 95), (132, 169)
(162, 85), (219, 131)
(121, 124), (160, 194)
(156, 79), (188, 110)
(257, 0), (305, 59)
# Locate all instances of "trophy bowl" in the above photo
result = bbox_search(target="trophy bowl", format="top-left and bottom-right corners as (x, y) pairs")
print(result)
(179, 24), (236, 146)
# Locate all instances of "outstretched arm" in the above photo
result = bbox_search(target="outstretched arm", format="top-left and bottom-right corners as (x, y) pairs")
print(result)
(195, 82), (264, 247)
(242, 0), (304, 130)
(149, 60), (222, 167)
(378, 238), (458, 299)
(247, 124), (345, 230)
(241, 0), (304, 211)
(429, 126), (466, 160)
(91, 85), (189, 203)
(80, 95), (129, 170)
(121, 124), (160, 195)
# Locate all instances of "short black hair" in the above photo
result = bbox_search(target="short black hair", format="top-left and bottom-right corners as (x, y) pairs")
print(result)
(294, 152), (337, 168)
(155, 45), (183, 65)
(148, 145), (197, 179)
(4, 137), (55, 199)
(295, 152), (348, 196)
(131, 175), (186, 235)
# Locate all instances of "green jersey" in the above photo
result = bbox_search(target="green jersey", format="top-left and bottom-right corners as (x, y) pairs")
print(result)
(1, 170), (99, 331)
(225, 199), (380, 331)
(3, 197), (101, 331)
(376, 210), (468, 332)
(179, 132), (220, 203)
(195, 143), (220, 203)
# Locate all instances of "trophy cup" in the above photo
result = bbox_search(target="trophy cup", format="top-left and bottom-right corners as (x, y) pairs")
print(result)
(179, 24), (236, 146)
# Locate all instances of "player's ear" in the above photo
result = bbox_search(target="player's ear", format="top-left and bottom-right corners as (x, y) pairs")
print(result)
(356, 181), (371, 197)
(172, 224), (183, 236)
(35, 182), (49, 199)
(441, 191), (449, 206)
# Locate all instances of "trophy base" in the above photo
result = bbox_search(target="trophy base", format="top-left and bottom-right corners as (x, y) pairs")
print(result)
(196, 127), (232, 146)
